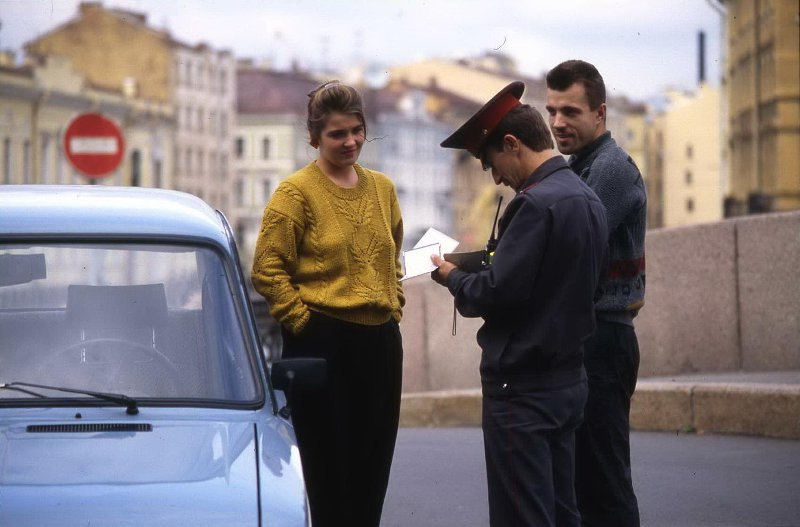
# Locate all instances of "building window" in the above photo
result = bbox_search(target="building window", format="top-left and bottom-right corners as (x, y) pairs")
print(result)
(198, 108), (204, 132)
(130, 150), (141, 187)
(22, 140), (31, 183)
(221, 112), (228, 136)
(235, 137), (245, 159)
(3, 137), (11, 184)
(186, 148), (193, 174)
(686, 198), (694, 212)
(235, 179), (245, 206)
(153, 159), (162, 188)
(686, 144), (693, 159)
(685, 170), (693, 185)
(197, 150), (204, 177)
(262, 137), (271, 160)
(263, 179), (272, 200)
(235, 222), (246, 247)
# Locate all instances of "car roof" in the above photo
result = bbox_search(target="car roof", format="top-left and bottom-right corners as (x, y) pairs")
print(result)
(0, 185), (230, 247)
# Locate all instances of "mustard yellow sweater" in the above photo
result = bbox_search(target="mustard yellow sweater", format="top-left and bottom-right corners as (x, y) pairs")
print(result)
(251, 162), (405, 335)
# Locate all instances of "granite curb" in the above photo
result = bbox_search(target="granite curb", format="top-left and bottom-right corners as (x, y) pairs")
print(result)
(399, 373), (800, 440)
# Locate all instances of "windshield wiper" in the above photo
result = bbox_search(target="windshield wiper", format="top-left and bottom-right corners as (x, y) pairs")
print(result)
(0, 382), (140, 415)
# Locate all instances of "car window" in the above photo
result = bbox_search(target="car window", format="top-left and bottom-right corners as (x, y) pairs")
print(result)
(0, 242), (259, 404)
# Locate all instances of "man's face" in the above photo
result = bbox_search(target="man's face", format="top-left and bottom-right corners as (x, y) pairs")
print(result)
(545, 82), (605, 155)
(480, 142), (521, 190)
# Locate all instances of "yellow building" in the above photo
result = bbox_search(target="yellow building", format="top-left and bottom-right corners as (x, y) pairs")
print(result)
(1, 54), (174, 187)
(646, 85), (722, 229)
(22, 2), (237, 213)
(724, 0), (800, 214)
(607, 97), (648, 181)
(25, 3), (172, 103)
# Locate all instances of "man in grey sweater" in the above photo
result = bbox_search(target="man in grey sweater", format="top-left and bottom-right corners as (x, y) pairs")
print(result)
(546, 60), (647, 527)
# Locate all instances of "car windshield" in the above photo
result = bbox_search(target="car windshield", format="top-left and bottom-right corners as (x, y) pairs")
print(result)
(0, 242), (260, 405)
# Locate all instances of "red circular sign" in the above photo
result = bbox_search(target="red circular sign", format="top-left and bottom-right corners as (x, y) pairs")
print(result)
(63, 113), (125, 178)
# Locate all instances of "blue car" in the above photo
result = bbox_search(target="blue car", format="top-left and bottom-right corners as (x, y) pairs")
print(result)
(0, 185), (323, 526)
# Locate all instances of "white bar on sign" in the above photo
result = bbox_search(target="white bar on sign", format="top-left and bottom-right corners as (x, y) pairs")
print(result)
(70, 137), (118, 154)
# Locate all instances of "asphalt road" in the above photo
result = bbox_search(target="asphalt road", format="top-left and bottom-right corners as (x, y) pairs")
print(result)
(381, 428), (800, 527)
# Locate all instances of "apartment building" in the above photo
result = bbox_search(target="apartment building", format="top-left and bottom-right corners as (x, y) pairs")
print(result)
(23, 2), (235, 213)
(723, 0), (800, 214)
(645, 84), (722, 228)
(232, 65), (320, 268)
(0, 53), (173, 187)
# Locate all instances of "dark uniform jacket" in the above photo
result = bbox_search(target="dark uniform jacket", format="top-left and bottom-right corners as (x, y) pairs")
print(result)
(445, 156), (608, 393)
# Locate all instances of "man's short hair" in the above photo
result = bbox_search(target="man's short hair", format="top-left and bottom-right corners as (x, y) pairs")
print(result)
(482, 105), (554, 154)
(546, 60), (606, 111)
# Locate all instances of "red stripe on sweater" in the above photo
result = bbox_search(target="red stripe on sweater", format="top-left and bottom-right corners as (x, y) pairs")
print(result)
(607, 256), (646, 280)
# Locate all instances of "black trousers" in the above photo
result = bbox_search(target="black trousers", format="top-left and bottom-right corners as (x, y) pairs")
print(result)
(281, 312), (403, 527)
(575, 321), (641, 526)
(482, 378), (588, 527)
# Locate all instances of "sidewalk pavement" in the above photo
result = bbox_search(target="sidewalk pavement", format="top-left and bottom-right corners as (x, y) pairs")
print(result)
(399, 370), (800, 440)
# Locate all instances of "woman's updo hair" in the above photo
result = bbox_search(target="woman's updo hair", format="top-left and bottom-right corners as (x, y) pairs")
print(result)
(307, 81), (366, 147)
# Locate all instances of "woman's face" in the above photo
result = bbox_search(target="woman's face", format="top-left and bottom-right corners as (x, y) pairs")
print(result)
(316, 112), (365, 169)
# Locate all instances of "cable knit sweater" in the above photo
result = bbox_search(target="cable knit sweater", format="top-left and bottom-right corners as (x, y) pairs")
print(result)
(569, 131), (647, 325)
(251, 161), (404, 335)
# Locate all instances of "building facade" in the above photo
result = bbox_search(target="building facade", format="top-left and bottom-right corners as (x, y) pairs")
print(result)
(232, 65), (320, 269)
(1, 54), (174, 188)
(724, 0), (800, 214)
(171, 43), (236, 210)
(366, 85), (456, 249)
(23, 2), (235, 213)
(645, 85), (722, 229)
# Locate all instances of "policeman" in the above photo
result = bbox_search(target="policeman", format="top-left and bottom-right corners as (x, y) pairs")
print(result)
(431, 82), (608, 527)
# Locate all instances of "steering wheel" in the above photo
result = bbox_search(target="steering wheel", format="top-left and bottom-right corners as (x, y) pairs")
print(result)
(41, 338), (181, 396)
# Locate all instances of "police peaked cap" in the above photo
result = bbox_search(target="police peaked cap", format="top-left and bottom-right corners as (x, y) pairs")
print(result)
(440, 81), (525, 157)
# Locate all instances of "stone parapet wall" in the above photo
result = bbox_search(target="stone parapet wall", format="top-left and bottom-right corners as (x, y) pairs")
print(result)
(399, 211), (800, 392)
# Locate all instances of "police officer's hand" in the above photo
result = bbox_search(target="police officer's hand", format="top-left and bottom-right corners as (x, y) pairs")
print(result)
(430, 254), (456, 286)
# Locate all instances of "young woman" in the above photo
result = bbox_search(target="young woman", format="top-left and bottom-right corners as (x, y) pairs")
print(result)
(251, 81), (404, 527)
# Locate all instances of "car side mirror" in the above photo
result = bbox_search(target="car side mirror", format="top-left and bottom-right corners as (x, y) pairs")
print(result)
(270, 358), (327, 393)
(270, 358), (327, 419)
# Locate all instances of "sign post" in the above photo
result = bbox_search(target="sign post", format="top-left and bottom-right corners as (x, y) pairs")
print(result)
(63, 113), (125, 178)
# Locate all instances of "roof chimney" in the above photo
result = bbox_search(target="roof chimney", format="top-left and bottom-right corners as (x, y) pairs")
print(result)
(698, 31), (706, 85)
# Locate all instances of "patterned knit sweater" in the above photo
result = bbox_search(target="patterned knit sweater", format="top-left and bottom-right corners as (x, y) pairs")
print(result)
(251, 161), (404, 335)
(570, 132), (647, 324)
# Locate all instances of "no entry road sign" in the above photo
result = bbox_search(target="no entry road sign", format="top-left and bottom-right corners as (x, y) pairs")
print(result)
(63, 113), (125, 178)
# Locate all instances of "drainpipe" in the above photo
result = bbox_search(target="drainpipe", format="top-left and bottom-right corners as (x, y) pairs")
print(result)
(753, 0), (762, 198)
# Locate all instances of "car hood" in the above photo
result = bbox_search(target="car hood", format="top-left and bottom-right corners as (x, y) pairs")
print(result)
(0, 408), (307, 526)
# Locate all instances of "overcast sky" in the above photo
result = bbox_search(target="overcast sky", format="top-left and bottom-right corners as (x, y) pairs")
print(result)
(0, 0), (725, 101)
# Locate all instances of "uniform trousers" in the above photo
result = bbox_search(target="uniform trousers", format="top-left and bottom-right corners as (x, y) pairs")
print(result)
(281, 312), (403, 527)
(575, 321), (641, 526)
(482, 377), (588, 527)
